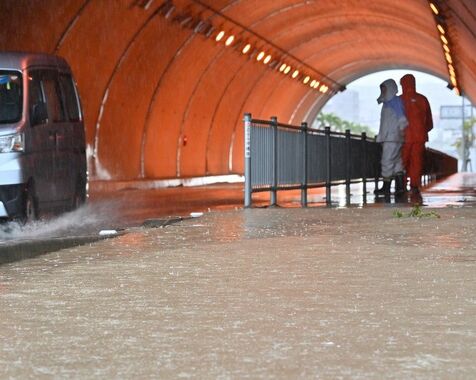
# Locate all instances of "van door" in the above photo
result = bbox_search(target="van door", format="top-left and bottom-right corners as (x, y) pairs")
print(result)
(41, 69), (71, 206)
(27, 70), (56, 204)
(58, 72), (84, 202)
(29, 69), (71, 208)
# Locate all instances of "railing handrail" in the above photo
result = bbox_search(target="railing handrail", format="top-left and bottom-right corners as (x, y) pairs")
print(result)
(251, 118), (368, 139)
(244, 113), (457, 208)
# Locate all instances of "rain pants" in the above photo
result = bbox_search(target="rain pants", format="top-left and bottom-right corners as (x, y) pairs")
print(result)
(376, 79), (408, 179)
(400, 74), (433, 189)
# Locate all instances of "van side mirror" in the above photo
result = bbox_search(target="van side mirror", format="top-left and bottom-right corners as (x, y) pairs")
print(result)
(31, 102), (48, 125)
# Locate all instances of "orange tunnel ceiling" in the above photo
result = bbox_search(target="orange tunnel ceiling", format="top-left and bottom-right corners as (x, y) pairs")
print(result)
(0, 0), (475, 181)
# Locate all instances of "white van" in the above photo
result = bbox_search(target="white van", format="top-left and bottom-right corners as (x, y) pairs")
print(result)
(0, 52), (87, 222)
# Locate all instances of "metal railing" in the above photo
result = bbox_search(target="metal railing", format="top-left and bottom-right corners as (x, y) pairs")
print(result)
(243, 113), (458, 208)
(244, 113), (381, 207)
(424, 148), (458, 179)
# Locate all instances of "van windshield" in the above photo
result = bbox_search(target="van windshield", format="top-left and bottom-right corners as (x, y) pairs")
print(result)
(0, 71), (22, 124)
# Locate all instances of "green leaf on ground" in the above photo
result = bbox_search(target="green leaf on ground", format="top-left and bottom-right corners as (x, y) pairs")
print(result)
(393, 205), (440, 219)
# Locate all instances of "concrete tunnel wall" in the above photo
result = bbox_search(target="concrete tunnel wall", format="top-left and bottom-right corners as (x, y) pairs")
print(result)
(1, 0), (475, 182)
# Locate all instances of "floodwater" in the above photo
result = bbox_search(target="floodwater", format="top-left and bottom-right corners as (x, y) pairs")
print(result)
(1, 204), (475, 378)
(1, 173), (474, 245)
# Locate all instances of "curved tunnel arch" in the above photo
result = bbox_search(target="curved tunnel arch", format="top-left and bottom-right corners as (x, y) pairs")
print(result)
(210, 1), (444, 134)
(0, 0), (474, 182)
(244, 26), (440, 138)
(239, 8), (445, 123)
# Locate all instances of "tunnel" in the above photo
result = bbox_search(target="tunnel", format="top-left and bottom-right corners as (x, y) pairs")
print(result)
(0, 0), (474, 183)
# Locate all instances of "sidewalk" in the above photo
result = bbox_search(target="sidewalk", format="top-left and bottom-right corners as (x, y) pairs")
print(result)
(0, 176), (475, 378)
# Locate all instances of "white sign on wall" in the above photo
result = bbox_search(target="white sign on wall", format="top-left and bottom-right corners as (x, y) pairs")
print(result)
(440, 105), (474, 119)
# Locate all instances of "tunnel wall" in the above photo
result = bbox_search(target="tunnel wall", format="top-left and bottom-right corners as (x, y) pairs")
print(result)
(0, 0), (471, 181)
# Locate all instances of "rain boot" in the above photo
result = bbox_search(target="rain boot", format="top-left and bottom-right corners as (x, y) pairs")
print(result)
(394, 172), (406, 195)
(374, 180), (391, 195)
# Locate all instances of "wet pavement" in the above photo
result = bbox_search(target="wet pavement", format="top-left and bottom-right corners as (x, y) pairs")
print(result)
(1, 173), (474, 242)
(0, 173), (475, 378)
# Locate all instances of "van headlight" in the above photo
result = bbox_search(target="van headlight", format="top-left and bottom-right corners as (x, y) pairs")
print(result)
(0, 133), (24, 153)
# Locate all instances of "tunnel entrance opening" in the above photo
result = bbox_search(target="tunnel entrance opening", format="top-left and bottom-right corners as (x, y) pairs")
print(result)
(319, 69), (475, 172)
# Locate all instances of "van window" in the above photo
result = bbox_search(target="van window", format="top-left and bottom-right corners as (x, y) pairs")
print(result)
(0, 71), (22, 124)
(42, 71), (66, 123)
(59, 74), (81, 122)
(28, 71), (47, 126)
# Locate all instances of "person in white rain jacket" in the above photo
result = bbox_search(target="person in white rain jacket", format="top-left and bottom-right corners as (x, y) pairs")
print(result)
(374, 79), (408, 195)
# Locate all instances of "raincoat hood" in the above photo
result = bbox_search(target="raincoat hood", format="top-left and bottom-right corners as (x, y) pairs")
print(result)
(377, 79), (398, 104)
(400, 74), (416, 94)
(377, 78), (406, 120)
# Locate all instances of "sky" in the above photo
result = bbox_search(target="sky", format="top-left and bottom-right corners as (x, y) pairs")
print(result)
(352, 69), (449, 87)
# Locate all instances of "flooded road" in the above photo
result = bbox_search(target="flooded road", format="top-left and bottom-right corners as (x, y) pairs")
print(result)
(1, 173), (474, 247)
(0, 204), (475, 378)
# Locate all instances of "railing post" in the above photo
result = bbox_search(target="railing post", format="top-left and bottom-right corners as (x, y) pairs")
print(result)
(325, 126), (331, 206)
(301, 122), (308, 207)
(270, 116), (278, 207)
(361, 132), (367, 204)
(375, 137), (380, 192)
(244, 113), (252, 208)
(345, 129), (351, 205)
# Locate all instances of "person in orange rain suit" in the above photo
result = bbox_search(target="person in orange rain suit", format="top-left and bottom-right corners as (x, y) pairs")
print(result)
(400, 74), (433, 194)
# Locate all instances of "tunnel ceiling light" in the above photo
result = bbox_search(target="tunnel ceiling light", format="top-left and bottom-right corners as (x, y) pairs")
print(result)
(320, 84), (328, 93)
(310, 79), (317, 87)
(216, 30), (225, 42)
(313, 81), (320, 89)
(242, 43), (251, 54)
(204, 24), (215, 38)
(163, 0), (344, 96)
(427, 1), (461, 96)
(429, 1), (459, 94)
(225, 35), (235, 46)
(445, 52), (453, 63)
(157, 1), (176, 19)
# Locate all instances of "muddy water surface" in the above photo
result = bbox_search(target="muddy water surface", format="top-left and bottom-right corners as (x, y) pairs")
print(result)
(0, 207), (475, 378)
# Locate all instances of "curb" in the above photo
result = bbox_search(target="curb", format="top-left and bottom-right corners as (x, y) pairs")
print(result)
(0, 234), (120, 265)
